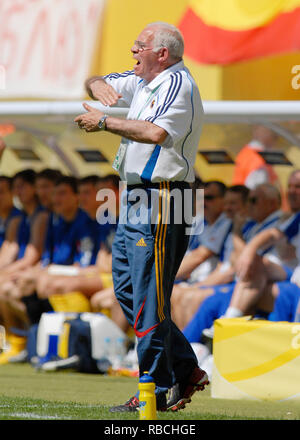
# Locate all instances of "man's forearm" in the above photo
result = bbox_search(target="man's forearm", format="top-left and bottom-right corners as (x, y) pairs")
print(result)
(246, 227), (283, 257)
(176, 246), (213, 280)
(105, 117), (167, 145)
(199, 265), (235, 287)
(85, 76), (104, 99)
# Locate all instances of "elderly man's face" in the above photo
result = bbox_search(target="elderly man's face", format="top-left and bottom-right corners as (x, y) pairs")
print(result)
(131, 28), (161, 82)
(247, 188), (276, 222)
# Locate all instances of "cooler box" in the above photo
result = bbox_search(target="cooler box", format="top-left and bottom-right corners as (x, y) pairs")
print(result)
(36, 312), (127, 362)
(36, 312), (78, 361)
(212, 317), (300, 401)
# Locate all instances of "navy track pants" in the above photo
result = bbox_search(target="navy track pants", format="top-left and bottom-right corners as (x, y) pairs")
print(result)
(112, 182), (198, 394)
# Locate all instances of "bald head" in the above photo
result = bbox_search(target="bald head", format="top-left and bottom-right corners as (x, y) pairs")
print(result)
(248, 183), (281, 222)
(252, 125), (278, 149)
(255, 183), (281, 206)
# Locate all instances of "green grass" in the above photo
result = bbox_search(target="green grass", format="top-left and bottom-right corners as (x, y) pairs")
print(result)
(0, 364), (300, 420)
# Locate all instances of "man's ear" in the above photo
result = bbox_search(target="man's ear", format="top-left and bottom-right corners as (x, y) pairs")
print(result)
(158, 47), (169, 63)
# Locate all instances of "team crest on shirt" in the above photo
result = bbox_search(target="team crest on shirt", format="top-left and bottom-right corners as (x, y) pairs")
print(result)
(78, 237), (93, 266)
(150, 99), (155, 108)
(79, 237), (94, 252)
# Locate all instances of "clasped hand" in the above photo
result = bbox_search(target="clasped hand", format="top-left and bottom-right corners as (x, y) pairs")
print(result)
(74, 103), (104, 132)
(74, 80), (122, 132)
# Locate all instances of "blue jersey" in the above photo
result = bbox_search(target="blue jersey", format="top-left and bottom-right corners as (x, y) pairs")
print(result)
(101, 222), (118, 254)
(74, 213), (117, 266)
(0, 206), (22, 248)
(17, 205), (44, 259)
(41, 209), (116, 267)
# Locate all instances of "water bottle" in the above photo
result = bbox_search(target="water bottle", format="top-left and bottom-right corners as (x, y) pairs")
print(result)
(97, 337), (112, 373)
(112, 336), (126, 369)
(138, 371), (157, 420)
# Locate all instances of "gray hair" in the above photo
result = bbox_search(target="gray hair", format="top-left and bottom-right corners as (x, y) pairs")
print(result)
(145, 22), (184, 61)
(256, 183), (281, 206)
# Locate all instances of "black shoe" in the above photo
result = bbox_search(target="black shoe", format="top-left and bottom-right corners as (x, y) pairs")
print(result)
(109, 396), (140, 413)
(167, 366), (209, 411)
(109, 393), (167, 413)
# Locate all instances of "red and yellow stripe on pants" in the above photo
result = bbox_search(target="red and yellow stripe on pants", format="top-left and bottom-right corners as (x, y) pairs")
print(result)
(155, 182), (171, 323)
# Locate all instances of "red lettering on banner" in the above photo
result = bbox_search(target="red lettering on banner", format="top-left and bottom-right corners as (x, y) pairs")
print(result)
(52, 9), (82, 80)
(20, 8), (51, 77)
(0, 3), (24, 70)
(64, 9), (82, 78)
(88, 1), (100, 22)
(0, 0), (103, 96)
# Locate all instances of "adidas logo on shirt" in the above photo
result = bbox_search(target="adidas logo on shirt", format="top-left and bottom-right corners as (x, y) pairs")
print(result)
(136, 237), (147, 247)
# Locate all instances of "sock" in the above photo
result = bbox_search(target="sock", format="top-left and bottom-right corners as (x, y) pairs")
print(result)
(224, 307), (243, 319)
(0, 334), (27, 364)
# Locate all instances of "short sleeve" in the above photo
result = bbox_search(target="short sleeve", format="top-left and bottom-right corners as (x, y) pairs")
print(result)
(103, 71), (139, 107)
(146, 72), (202, 148)
(201, 217), (232, 255)
(279, 212), (300, 242)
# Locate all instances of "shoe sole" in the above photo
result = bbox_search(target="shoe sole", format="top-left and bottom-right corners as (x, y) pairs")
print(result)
(38, 355), (80, 371)
(167, 373), (210, 412)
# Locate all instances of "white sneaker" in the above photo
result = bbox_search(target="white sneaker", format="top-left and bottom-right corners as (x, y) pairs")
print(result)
(202, 315), (226, 340)
(200, 354), (214, 382)
(38, 355), (80, 371)
(8, 349), (28, 363)
(190, 342), (210, 365)
(202, 325), (214, 339)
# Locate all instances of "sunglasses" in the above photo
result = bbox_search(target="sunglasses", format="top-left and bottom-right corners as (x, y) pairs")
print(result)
(248, 196), (258, 204)
(204, 195), (220, 201)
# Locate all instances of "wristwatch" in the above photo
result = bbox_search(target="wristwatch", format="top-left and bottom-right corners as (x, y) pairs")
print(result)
(98, 115), (108, 131)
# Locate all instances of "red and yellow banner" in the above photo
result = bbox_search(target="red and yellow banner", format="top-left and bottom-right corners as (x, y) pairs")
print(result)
(179, 0), (300, 64)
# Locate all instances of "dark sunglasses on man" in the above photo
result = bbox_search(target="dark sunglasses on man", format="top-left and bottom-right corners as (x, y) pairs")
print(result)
(204, 194), (220, 201)
(248, 196), (258, 204)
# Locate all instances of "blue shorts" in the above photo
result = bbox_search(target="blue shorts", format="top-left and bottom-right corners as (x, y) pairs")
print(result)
(269, 281), (300, 322)
(183, 283), (236, 343)
(282, 265), (294, 281)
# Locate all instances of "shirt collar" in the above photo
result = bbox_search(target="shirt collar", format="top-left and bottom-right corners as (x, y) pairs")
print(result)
(142, 60), (185, 92)
(259, 209), (282, 227)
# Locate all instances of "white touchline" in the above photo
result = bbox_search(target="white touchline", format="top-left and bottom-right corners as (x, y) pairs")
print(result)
(6, 412), (71, 420)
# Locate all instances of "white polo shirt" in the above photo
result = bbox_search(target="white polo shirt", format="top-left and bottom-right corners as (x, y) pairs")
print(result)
(104, 61), (203, 185)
